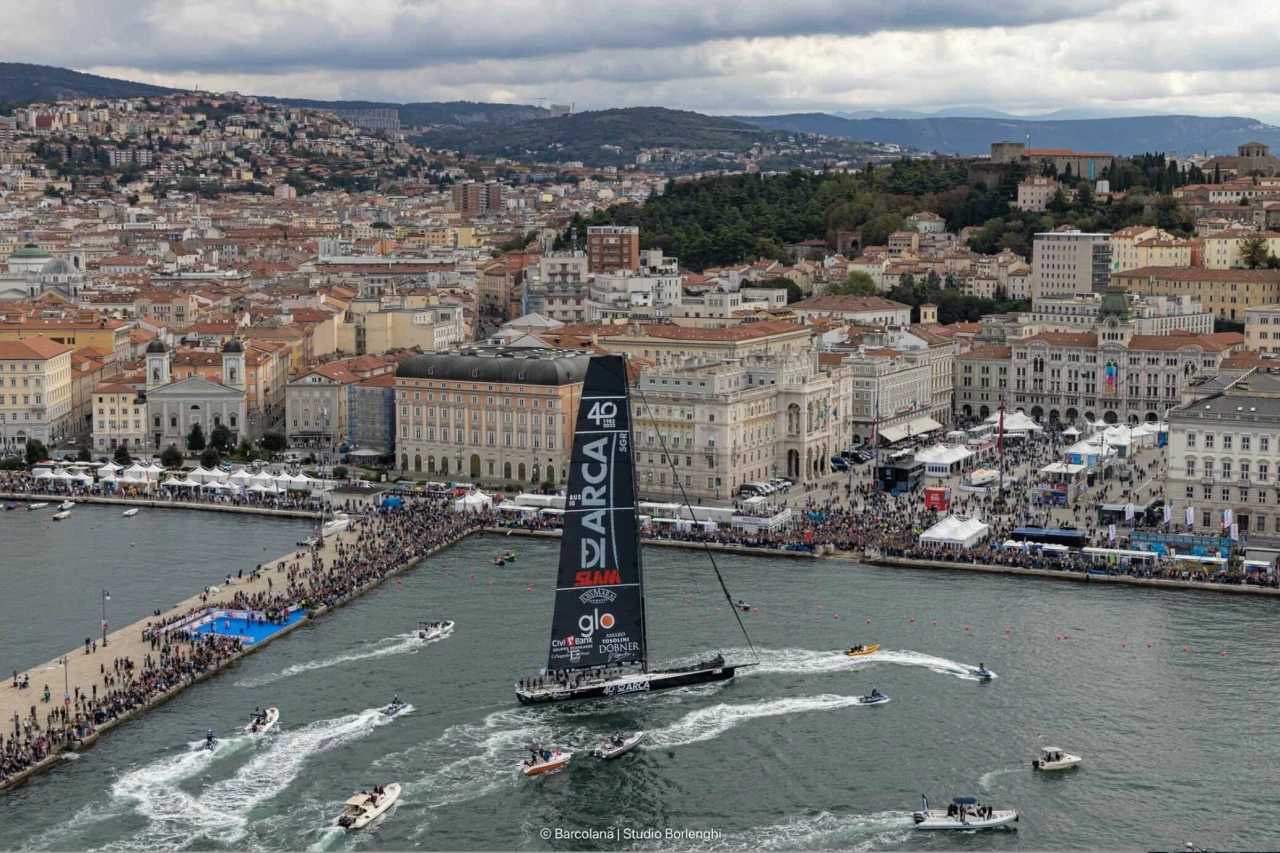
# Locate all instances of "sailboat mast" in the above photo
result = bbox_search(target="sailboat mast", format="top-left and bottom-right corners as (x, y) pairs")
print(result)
(624, 357), (649, 672)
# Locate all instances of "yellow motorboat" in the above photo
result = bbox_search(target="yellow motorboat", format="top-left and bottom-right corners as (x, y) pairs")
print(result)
(844, 644), (881, 657)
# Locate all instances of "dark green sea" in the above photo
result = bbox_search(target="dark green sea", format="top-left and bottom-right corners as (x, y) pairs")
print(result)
(1, 506), (1276, 851)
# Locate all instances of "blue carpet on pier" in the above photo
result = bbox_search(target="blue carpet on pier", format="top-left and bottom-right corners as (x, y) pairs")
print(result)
(193, 609), (307, 644)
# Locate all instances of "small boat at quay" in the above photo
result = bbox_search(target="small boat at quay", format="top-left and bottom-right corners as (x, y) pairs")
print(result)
(28, 503), (49, 510)
(122, 508), (139, 518)
(57, 501), (75, 510)
(52, 511), (71, 521)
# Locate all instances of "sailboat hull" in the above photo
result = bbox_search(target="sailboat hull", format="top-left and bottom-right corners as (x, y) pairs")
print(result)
(516, 664), (735, 705)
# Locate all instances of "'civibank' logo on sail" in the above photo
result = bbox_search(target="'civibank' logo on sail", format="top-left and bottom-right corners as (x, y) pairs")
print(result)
(578, 434), (612, 570)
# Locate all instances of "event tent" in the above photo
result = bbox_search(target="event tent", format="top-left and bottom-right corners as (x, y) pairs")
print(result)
(919, 516), (991, 550)
(452, 491), (493, 513)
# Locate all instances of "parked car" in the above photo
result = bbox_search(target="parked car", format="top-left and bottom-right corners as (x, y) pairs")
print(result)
(830, 456), (850, 472)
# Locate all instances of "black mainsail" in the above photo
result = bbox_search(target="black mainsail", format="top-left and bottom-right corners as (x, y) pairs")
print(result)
(516, 354), (749, 705)
(546, 355), (647, 673)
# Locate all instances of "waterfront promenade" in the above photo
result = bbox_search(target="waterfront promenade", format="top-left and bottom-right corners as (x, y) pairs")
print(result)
(0, 502), (485, 790)
(0, 491), (320, 520)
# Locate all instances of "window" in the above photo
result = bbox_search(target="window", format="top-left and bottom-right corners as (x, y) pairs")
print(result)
(1261, 463), (1270, 481)
(1185, 432), (1196, 448)
(1203, 511), (1212, 527)
(1242, 436), (1252, 451)
(1223, 435), (1233, 450)
(1241, 461), (1251, 480)
(1222, 487), (1231, 502)
(1205, 434), (1215, 449)
(1185, 485), (1194, 499)
(1262, 437), (1271, 453)
(1222, 460), (1232, 479)
(1186, 459), (1196, 477)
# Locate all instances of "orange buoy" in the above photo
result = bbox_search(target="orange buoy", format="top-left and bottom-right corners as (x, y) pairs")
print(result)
(715, 606), (721, 612)
(1005, 628), (1012, 634)
(964, 625), (970, 632)
(1220, 649), (1227, 656)
(752, 607), (759, 613)
(396, 579), (402, 585)
(487, 580), (493, 586)
(1063, 634), (1070, 639)
(1121, 642), (1127, 648)
(685, 598), (692, 605)
(1182, 646), (1189, 652)
(834, 614), (840, 620)
(931, 620), (937, 625)
(866, 619), (872, 625)
(817, 605), (824, 610)
(1147, 643), (1152, 648)
(443, 571), (449, 578)
(909, 616), (915, 623)
(469, 573), (475, 580)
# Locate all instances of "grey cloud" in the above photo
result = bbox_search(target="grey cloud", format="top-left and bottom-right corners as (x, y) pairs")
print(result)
(9, 0), (1112, 73)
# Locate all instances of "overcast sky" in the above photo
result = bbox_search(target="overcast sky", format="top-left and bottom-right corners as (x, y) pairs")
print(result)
(14, 0), (1280, 119)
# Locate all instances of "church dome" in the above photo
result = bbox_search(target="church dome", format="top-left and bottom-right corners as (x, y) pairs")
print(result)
(7, 244), (54, 275)
(221, 338), (244, 354)
(146, 339), (168, 354)
(40, 257), (76, 277)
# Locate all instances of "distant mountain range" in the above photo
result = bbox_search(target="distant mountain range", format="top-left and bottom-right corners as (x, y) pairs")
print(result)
(5, 63), (1280, 159)
(736, 113), (1280, 156)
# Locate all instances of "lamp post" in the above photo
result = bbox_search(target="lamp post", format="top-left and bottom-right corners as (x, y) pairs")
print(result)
(100, 589), (110, 648)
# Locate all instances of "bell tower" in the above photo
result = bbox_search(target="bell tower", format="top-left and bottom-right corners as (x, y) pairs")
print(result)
(145, 339), (169, 391)
(221, 338), (245, 391)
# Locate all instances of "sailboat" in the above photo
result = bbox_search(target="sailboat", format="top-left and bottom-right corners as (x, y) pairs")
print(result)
(515, 355), (750, 705)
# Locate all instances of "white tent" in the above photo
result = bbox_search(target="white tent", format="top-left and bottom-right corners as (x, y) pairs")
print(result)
(246, 482), (280, 494)
(144, 462), (165, 478)
(452, 491), (493, 513)
(51, 469), (73, 481)
(289, 472), (315, 490)
(122, 463), (148, 480)
(164, 476), (202, 488)
(31, 468), (55, 480)
(97, 463), (122, 478)
(1062, 426), (1081, 438)
(188, 466), (218, 483)
(919, 516), (991, 550)
(228, 468), (252, 484)
(914, 444), (974, 477)
(986, 410), (1043, 433)
(202, 480), (232, 491)
(250, 470), (275, 485)
(71, 472), (94, 485)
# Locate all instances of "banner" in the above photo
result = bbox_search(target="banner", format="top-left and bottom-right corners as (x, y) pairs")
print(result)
(1185, 506), (1194, 527)
(1223, 508), (1233, 528)
(1230, 522), (1239, 542)
(1108, 523), (1117, 543)
(1124, 502), (1134, 522)
(1163, 505), (1172, 524)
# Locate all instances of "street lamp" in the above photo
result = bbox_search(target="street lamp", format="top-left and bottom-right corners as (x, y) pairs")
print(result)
(101, 589), (110, 648)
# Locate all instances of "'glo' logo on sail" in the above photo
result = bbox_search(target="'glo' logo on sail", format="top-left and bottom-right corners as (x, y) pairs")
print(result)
(578, 609), (615, 636)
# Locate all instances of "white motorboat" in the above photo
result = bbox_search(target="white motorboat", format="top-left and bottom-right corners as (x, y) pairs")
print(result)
(28, 503), (48, 510)
(913, 796), (1017, 830)
(52, 511), (71, 521)
(244, 707), (279, 734)
(418, 620), (454, 640)
(322, 512), (351, 538)
(332, 783), (400, 830)
(1033, 746), (1082, 771)
(519, 747), (572, 777)
(593, 732), (646, 760)
(122, 508), (139, 518)
(57, 501), (75, 510)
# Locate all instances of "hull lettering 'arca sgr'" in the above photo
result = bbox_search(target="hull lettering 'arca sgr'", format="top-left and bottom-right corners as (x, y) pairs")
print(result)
(515, 355), (752, 705)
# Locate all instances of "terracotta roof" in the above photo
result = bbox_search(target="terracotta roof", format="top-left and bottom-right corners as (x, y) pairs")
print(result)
(1128, 332), (1243, 352)
(963, 345), (1012, 359)
(791, 295), (912, 313)
(1017, 332), (1099, 347)
(0, 336), (73, 360)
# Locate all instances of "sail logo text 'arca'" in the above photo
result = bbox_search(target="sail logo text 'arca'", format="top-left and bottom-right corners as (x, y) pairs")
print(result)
(579, 435), (611, 570)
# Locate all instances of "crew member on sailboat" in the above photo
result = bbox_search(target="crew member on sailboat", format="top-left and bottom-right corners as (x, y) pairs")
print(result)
(515, 355), (750, 704)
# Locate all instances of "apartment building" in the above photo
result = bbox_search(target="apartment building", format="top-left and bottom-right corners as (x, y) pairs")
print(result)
(1032, 229), (1112, 299)
(91, 383), (147, 452)
(1015, 176), (1059, 212)
(0, 336), (73, 450)
(586, 226), (640, 274)
(1113, 266), (1280, 322)
(394, 348), (591, 486)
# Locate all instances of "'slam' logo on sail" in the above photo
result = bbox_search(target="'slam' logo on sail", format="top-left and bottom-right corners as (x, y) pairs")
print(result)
(579, 436), (611, 570)
(575, 569), (620, 588)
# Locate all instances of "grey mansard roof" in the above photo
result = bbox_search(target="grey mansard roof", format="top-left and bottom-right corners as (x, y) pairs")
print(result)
(396, 349), (593, 386)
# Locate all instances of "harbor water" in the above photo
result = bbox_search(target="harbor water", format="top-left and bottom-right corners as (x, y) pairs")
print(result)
(2, 518), (1278, 851)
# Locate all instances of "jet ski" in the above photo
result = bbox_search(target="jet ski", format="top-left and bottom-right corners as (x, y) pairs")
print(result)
(736, 600), (752, 612)
(593, 731), (645, 760)
(382, 698), (408, 717)
(844, 643), (881, 657)
(855, 687), (890, 706)
(244, 707), (279, 734)
(203, 730), (217, 751)
(971, 664), (995, 681)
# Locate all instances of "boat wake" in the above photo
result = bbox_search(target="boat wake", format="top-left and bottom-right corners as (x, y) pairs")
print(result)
(645, 694), (864, 749)
(104, 707), (399, 850)
(235, 631), (444, 688)
(978, 766), (1024, 790)
(733, 647), (995, 682)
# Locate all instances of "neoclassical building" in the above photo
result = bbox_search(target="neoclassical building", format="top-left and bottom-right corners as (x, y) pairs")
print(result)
(955, 291), (1245, 425)
(0, 245), (89, 301)
(143, 339), (248, 452)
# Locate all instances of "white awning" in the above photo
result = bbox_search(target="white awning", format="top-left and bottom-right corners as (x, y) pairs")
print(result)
(879, 416), (943, 444)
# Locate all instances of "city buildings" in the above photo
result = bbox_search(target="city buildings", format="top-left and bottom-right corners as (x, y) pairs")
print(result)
(91, 383), (146, 453)
(1015, 176), (1060, 212)
(393, 347), (591, 485)
(143, 339), (248, 452)
(1032, 229), (1112, 299)
(789, 295), (913, 327)
(1244, 304), (1280, 353)
(451, 181), (505, 217)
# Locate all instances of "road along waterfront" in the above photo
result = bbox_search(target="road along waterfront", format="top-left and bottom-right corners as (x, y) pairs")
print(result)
(2, 533), (1277, 851)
